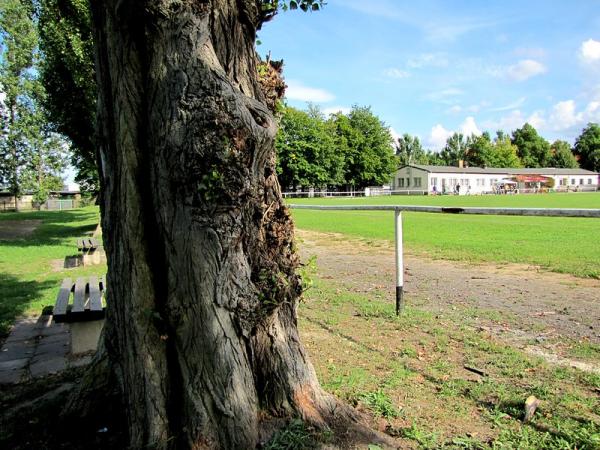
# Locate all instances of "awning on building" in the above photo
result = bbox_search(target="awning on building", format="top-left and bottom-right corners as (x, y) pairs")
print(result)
(512, 174), (551, 183)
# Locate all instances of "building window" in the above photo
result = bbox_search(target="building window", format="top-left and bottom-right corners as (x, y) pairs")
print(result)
(414, 177), (422, 187)
(560, 178), (567, 186)
(406, 177), (410, 187)
(589, 178), (593, 185)
(431, 177), (438, 186)
(580, 178), (584, 185)
(399, 178), (404, 188)
(571, 179), (576, 185)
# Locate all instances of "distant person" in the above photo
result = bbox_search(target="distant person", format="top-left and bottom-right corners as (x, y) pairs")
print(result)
(456, 184), (461, 195)
(432, 185), (438, 195)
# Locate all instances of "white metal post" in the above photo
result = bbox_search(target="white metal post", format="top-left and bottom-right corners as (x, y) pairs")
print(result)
(394, 208), (404, 314)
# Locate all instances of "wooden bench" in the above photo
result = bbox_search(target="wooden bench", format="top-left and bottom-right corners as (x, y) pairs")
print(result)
(76, 238), (104, 266)
(53, 276), (106, 354)
(77, 237), (99, 252)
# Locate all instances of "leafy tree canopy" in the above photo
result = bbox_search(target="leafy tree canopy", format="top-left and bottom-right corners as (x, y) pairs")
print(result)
(37, 0), (97, 192)
(0, 0), (68, 204)
(573, 123), (600, 172)
(490, 133), (521, 168)
(329, 105), (396, 188)
(549, 140), (578, 169)
(275, 105), (342, 189)
(511, 123), (551, 168)
(396, 133), (429, 166)
(439, 132), (469, 166)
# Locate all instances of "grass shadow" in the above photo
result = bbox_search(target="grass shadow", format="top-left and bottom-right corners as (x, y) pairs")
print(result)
(0, 209), (100, 249)
(0, 272), (56, 339)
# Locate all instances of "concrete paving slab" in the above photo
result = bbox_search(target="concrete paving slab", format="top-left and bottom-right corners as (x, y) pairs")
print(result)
(5, 324), (39, 343)
(0, 358), (29, 371)
(34, 340), (69, 359)
(39, 322), (67, 337)
(0, 340), (36, 362)
(30, 357), (66, 378)
(0, 368), (25, 384)
(37, 332), (70, 345)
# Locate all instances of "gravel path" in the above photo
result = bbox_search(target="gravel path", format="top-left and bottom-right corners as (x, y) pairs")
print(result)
(298, 229), (600, 370)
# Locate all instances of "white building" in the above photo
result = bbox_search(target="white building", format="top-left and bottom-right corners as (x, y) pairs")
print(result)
(391, 164), (600, 194)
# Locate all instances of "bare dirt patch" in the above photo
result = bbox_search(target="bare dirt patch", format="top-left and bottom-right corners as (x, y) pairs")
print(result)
(297, 229), (600, 371)
(0, 220), (42, 240)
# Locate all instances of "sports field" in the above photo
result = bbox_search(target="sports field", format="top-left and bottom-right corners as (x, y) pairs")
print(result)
(288, 193), (600, 278)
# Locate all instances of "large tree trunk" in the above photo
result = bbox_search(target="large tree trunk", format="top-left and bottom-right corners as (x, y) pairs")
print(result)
(89, 2), (355, 448)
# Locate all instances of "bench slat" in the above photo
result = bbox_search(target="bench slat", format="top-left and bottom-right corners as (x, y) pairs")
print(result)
(53, 278), (73, 320)
(77, 237), (100, 252)
(88, 276), (103, 312)
(72, 277), (86, 313)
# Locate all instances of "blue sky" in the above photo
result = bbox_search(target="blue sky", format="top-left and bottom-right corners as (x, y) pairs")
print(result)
(259, 0), (600, 149)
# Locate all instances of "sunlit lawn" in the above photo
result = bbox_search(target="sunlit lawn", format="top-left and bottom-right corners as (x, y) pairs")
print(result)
(0, 207), (104, 336)
(288, 193), (600, 278)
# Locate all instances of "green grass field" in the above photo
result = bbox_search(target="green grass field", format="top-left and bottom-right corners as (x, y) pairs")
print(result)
(288, 193), (600, 278)
(0, 207), (104, 336)
(300, 274), (600, 449)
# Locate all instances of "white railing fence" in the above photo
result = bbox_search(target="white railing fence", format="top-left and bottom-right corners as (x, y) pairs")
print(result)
(282, 186), (599, 198)
(288, 204), (600, 315)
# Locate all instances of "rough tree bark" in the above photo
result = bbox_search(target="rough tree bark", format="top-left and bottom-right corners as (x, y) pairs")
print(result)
(88, 2), (368, 449)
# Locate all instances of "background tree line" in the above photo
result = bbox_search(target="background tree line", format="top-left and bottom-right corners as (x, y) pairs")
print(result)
(0, 0), (70, 208)
(277, 102), (600, 192)
(276, 104), (397, 190)
(397, 122), (600, 173)
(3, 0), (600, 200)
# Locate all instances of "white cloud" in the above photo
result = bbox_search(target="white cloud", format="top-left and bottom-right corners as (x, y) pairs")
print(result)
(527, 111), (546, 130)
(482, 99), (594, 135)
(447, 103), (486, 115)
(407, 53), (449, 69)
(513, 47), (546, 59)
(506, 59), (547, 81)
(337, 0), (498, 42)
(466, 104), (483, 113)
(422, 18), (500, 42)
(548, 100), (582, 130)
(460, 116), (481, 136)
(383, 68), (410, 79)
(389, 127), (402, 145)
(446, 105), (463, 114)
(322, 106), (351, 116)
(489, 97), (526, 112)
(580, 39), (600, 63)
(424, 88), (463, 102)
(585, 101), (600, 120)
(285, 80), (335, 103)
(427, 124), (453, 150)
(426, 117), (482, 150)
(482, 110), (527, 132)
